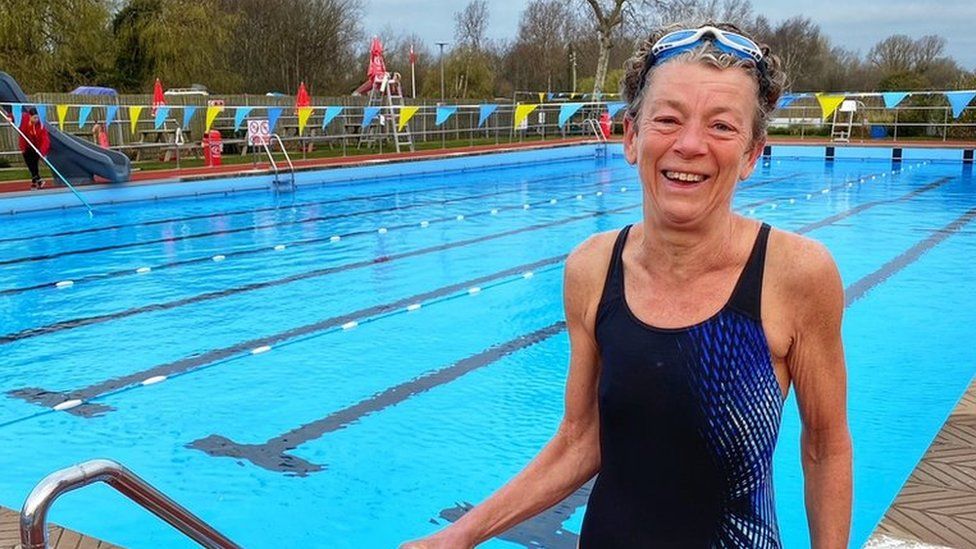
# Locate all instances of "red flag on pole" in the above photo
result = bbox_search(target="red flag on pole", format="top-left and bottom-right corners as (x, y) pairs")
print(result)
(295, 81), (311, 114)
(151, 78), (165, 116)
(409, 44), (417, 65)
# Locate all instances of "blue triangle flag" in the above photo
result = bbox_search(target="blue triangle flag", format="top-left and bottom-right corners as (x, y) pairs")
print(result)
(267, 107), (283, 132)
(78, 106), (93, 128)
(36, 105), (47, 124)
(881, 92), (909, 109)
(105, 105), (119, 126)
(546, 93), (554, 101)
(322, 106), (343, 129)
(606, 102), (627, 118)
(777, 95), (797, 109)
(11, 104), (22, 125)
(181, 106), (197, 128)
(946, 91), (976, 119)
(362, 106), (381, 127)
(558, 103), (584, 128)
(478, 104), (498, 127)
(154, 106), (170, 129)
(435, 106), (457, 126)
(234, 107), (253, 130)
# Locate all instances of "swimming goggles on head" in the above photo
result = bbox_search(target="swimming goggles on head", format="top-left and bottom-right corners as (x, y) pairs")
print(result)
(651, 26), (764, 64)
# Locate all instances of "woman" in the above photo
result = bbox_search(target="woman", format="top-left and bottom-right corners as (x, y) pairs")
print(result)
(19, 106), (51, 190)
(92, 119), (110, 148)
(403, 23), (852, 548)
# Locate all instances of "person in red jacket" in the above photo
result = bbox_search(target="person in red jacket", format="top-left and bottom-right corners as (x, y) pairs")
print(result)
(19, 106), (51, 189)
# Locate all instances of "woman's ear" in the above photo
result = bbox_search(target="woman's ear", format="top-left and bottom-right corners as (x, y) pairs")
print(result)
(623, 114), (638, 165)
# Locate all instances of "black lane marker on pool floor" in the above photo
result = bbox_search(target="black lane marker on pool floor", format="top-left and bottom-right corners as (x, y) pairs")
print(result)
(795, 177), (952, 234)
(8, 255), (568, 417)
(0, 200), (640, 345)
(187, 321), (566, 476)
(0, 176), (634, 297)
(0, 172), (632, 267)
(0, 166), (633, 245)
(179, 187), (976, 475)
(844, 204), (976, 306)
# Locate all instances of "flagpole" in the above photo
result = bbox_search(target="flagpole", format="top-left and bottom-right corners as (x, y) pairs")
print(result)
(410, 44), (417, 99)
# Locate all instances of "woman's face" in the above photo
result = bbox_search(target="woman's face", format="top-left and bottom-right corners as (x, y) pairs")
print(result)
(623, 61), (764, 228)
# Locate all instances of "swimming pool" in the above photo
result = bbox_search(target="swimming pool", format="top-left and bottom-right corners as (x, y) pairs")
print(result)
(0, 144), (974, 548)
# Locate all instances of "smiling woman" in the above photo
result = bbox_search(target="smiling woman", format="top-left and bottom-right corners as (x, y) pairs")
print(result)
(402, 23), (852, 549)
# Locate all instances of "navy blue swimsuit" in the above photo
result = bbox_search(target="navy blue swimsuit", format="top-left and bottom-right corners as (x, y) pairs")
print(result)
(579, 223), (784, 548)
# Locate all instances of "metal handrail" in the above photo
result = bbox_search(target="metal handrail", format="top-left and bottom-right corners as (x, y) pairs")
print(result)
(21, 459), (240, 549)
(583, 118), (607, 142)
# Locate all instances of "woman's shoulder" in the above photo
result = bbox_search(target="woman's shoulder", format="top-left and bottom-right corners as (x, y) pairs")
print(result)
(765, 226), (844, 315)
(563, 228), (625, 318)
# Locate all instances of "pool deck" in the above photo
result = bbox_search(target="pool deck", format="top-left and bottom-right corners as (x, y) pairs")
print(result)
(867, 374), (976, 548)
(0, 506), (121, 549)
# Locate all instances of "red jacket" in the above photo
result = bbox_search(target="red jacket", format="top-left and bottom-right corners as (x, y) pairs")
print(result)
(19, 113), (51, 156)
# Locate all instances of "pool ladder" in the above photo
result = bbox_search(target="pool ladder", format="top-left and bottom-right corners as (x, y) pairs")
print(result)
(260, 133), (296, 192)
(20, 459), (240, 549)
(583, 118), (609, 158)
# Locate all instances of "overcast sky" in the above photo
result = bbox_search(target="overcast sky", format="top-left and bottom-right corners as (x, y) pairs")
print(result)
(361, 0), (976, 72)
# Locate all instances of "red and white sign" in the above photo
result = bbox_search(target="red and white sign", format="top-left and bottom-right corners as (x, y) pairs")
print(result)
(247, 119), (271, 147)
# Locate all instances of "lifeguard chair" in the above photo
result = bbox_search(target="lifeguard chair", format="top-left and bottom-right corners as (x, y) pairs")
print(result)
(831, 100), (862, 142)
(353, 38), (415, 153)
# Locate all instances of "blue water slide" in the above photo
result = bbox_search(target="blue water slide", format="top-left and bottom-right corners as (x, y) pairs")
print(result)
(0, 71), (130, 184)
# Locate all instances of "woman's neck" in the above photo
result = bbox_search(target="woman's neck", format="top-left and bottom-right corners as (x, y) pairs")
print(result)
(636, 211), (743, 282)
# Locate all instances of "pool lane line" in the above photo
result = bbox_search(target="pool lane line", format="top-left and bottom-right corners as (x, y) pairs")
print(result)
(187, 321), (568, 476)
(5, 259), (567, 420)
(180, 202), (976, 476)
(3, 173), (962, 420)
(0, 166), (634, 246)
(739, 169), (894, 213)
(0, 200), (643, 346)
(0, 171), (638, 268)
(0, 175), (638, 297)
(0, 171), (812, 296)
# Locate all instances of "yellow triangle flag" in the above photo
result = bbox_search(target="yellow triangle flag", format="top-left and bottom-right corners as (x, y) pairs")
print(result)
(56, 105), (69, 130)
(514, 104), (539, 129)
(205, 106), (221, 132)
(297, 107), (314, 134)
(538, 93), (545, 103)
(129, 106), (144, 135)
(398, 106), (420, 131)
(817, 95), (845, 119)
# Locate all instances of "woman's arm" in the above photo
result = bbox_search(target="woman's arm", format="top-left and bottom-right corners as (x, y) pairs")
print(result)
(401, 236), (609, 548)
(785, 239), (853, 548)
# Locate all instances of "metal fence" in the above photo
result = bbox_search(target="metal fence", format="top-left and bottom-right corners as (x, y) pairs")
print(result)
(2, 91), (974, 170)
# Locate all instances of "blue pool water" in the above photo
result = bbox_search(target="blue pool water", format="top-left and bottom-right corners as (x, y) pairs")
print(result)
(0, 145), (974, 548)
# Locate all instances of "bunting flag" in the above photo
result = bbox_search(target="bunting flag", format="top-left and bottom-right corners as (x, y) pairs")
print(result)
(514, 104), (539, 129)
(181, 106), (197, 128)
(547, 92), (555, 101)
(776, 95), (798, 109)
(570, 93), (579, 100)
(946, 91), (976, 119)
(105, 105), (119, 127)
(435, 106), (457, 126)
(154, 106), (170, 129)
(205, 105), (221, 132)
(78, 105), (93, 128)
(606, 102), (627, 118)
(321, 106), (343, 129)
(56, 104), (69, 130)
(267, 107), (283, 132)
(397, 106), (420, 131)
(234, 107), (253, 130)
(558, 103), (584, 128)
(297, 106), (313, 134)
(36, 105), (47, 124)
(362, 106), (381, 128)
(478, 104), (498, 127)
(11, 104), (22, 124)
(816, 94), (846, 120)
(881, 92), (909, 109)
(538, 93), (545, 103)
(128, 105), (144, 134)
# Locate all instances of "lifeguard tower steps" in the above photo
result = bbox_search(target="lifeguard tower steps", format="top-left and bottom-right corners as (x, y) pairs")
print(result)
(358, 73), (415, 153)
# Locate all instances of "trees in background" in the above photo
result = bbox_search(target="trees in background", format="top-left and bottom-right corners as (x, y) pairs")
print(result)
(0, 0), (972, 98)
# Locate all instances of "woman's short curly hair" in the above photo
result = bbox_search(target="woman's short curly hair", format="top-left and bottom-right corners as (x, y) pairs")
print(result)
(621, 22), (787, 145)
